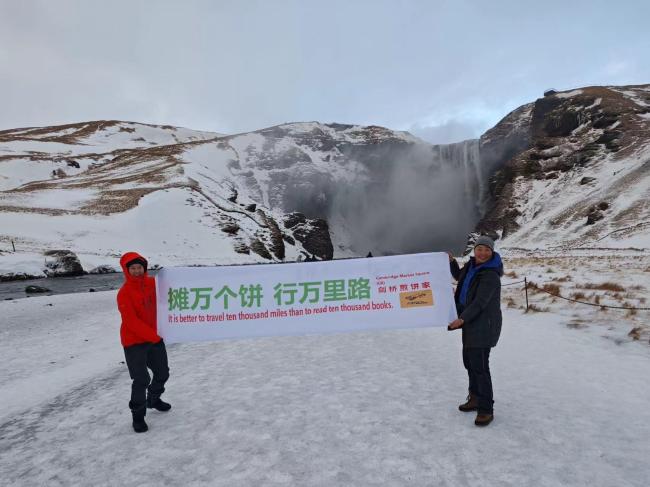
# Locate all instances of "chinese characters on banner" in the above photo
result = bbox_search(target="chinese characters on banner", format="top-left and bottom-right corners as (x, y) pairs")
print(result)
(156, 252), (457, 343)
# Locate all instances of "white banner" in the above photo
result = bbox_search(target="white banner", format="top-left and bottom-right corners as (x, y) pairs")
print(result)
(156, 252), (457, 343)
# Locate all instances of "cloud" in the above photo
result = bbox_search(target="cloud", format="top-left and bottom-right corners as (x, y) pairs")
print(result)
(0, 0), (649, 134)
(408, 119), (489, 145)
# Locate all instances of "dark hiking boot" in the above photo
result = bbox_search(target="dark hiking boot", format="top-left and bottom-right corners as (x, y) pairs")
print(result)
(475, 413), (494, 427)
(458, 394), (478, 412)
(131, 410), (148, 433)
(147, 398), (171, 412)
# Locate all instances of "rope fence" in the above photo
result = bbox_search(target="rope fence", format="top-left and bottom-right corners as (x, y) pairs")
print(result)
(501, 279), (527, 287)
(533, 286), (650, 310)
(504, 276), (650, 312)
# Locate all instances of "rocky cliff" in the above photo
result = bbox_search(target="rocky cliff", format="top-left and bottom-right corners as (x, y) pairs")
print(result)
(475, 84), (650, 249)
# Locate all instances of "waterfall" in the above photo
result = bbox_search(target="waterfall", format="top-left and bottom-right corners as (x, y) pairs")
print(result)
(433, 139), (487, 218)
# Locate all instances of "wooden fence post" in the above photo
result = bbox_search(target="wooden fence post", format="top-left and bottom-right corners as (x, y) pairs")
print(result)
(524, 277), (529, 312)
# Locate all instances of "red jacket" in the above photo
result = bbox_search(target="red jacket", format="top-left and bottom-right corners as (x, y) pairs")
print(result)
(117, 252), (161, 347)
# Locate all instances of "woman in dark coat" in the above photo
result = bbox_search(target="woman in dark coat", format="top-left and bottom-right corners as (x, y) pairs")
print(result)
(448, 235), (503, 426)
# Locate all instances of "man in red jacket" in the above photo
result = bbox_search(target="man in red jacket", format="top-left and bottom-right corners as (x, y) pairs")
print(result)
(117, 252), (171, 433)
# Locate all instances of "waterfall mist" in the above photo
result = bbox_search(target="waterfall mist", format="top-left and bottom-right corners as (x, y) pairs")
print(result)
(328, 140), (485, 256)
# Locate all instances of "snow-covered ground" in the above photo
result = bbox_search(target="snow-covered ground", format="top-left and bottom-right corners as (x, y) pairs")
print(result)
(1, 281), (649, 486)
(499, 248), (650, 343)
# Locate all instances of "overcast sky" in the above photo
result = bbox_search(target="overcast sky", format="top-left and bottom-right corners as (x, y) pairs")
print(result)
(1, 0), (649, 143)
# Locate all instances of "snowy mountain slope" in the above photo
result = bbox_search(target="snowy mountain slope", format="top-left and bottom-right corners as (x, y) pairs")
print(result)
(0, 122), (341, 277)
(0, 120), (218, 191)
(0, 289), (649, 486)
(477, 85), (650, 250)
(0, 117), (484, 277)
(2, 83), (650, 279)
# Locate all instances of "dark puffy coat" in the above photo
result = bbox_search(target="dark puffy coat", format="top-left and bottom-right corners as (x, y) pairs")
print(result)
(450, 254), (503, 348)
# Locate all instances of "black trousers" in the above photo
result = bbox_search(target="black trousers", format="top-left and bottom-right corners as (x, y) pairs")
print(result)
(124, 340), (170, 412)
(462, 347), (494, 414)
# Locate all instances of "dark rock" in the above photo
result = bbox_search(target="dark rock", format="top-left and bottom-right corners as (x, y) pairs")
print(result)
(595, 130), (621, 151)
(545, 172), (560, 180)
(245, 203), (257, 212)
(552, 158), (575, 172)
(43, 250), (84, 277)
(256, 210), (285, 260)
(89, 288), (96, 292)
(580, 176), (597, 185)
(597, 201), (610, 211)
(586, 210), (604, 225)
(291, 219), (334, 260)
(25, 285), (51, 293)
(283, 212), (308, 229)
(573, 144), (600, 166)
(220, 223), (240, 235)
(535, 139), (556, 150)
(546, 111), (581, 137)
(89, 265), (116, 274)
(521, 160), (543, 176)
(595, 130), (618, 144)
(326, 123), (355, 131)
(233, 242), (250, 254)
(282, 234), (295, 245)
(250, 238), (272, 260)
(592, 113), (618, 129)
(66, 160), (80, 168)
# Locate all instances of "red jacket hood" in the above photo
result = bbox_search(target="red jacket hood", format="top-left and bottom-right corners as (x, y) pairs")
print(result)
(120, 252), (149, 283)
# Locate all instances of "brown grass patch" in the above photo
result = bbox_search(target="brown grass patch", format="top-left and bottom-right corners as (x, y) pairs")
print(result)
(628, 327), (642, 340)
(583, 282), (625, 292)
(526, 281), (540, 292)
(605, 292), (623, 301)
(0, 205), (73, 216)
(540, 283), (561, 295)
(79, 188), (157, 214)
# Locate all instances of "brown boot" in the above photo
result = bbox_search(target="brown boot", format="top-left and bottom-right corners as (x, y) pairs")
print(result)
(458, 394), (478, 412)
(474, 412), (494, 426)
